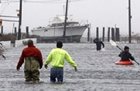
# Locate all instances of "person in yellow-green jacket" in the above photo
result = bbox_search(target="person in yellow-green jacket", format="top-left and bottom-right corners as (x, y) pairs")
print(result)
(44, 41), (77, 83)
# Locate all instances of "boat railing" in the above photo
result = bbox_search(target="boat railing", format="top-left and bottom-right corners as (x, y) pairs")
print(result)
(79, 20), (89, 26)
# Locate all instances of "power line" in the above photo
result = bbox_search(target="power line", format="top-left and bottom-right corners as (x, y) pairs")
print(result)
(1, 0), (87, 4)
(0, 0), (11, 15)
(0, 0), (87, 16)
(0, 0), (88, 15)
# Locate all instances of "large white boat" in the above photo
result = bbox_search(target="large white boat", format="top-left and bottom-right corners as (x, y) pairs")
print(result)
(31, 15), (89, 43)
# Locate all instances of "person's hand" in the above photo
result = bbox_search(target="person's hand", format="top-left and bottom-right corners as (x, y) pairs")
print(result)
(40, 65), (42, 69)
(17, 67), (20, 71)
(74, 67), (77, 72)
(44, 65), (48, 69)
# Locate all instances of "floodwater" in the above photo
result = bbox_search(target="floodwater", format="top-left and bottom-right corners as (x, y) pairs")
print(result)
(0, 43), (140, 91)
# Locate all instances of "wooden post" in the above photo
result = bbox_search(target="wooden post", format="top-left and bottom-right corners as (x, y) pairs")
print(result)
(87, 27), (90, 41)
(1, 26), (3, 35)
(116, 28), (120, 41)
(107, 27), (110, 42)
(63, 0), (69, 42)
(15, 27), (17, 34)
(111, 28), (115, 41)
(128, 0), (132, 43)
(102, 27), (105, 41)
(96, 27), (99, 39)
(17, 0), (23, 40)
(26, 26), (29, 38)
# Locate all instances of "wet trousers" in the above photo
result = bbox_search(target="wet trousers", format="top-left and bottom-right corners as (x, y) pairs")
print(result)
(50, 67), (63, 83)
(24, 57), (40, 82)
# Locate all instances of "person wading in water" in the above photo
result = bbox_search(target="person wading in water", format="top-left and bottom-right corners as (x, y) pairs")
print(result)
(17, 40), (43, 83)
(44, 41), (77, 83)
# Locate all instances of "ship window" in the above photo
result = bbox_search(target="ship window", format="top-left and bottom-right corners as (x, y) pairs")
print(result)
(50, 23), (64, 27)
(66, 22), (79, 26)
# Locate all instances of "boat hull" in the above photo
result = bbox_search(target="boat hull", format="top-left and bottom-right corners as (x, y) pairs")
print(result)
(37, 35), (82, 43)
(32, 25), (88, 43)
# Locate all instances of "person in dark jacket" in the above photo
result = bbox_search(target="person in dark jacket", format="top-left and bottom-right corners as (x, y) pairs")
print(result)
(16, 40), (43, 83)
(93, 38), (105, 51)
(118, 46), (135, 61)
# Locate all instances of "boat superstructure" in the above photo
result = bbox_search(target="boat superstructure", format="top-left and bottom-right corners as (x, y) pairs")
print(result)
(31, 15), (89, 42)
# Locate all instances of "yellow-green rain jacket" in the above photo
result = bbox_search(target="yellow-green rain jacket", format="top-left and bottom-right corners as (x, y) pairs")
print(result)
(44, 48), (77, 68)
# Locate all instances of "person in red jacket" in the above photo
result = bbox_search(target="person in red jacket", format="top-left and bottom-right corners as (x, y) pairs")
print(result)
(16, 40), (43, 83)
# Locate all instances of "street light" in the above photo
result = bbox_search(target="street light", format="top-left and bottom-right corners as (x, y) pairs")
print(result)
(16, 10), (20, 16)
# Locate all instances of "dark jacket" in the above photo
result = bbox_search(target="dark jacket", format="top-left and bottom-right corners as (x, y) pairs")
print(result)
(118, 51), (134, 61)
(17, 45), (43, 69)
(94, 39), (105, 51)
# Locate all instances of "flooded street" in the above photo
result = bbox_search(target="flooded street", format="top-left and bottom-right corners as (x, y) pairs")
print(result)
(0, 43), (140, 91)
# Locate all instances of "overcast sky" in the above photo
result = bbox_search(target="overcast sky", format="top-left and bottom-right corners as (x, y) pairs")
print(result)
(0, 0), (140, 38)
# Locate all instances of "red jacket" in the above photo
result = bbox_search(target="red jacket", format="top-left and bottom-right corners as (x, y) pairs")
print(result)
(17, 45), (43, 69)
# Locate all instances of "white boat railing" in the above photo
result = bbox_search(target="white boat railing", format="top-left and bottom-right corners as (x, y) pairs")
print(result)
(79, 20), (89, 26)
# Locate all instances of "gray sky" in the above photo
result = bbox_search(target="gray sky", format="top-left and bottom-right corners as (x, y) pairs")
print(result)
(0, 0), (140, 38)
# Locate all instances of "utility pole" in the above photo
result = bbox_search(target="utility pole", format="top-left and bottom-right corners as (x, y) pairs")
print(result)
(63, 0), (69, 41)
(18, 0), (22, 40)
(128, 0), (132, 43)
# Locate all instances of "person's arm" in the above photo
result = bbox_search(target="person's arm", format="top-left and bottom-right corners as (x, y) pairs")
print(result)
(101, 41), (105, 48)
(129, 53), (135, 60)
(16, 50), (25, 70)
(93, 39), (96, 43)
(118, 52), (122, 57)
(65, 52), (77, 71)
(44, 51), (52, 68)
(0, 43), (3, 46)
